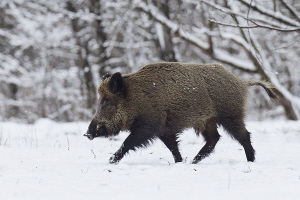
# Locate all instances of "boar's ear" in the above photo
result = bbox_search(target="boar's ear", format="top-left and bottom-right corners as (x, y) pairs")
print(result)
(103, 73), (111, 80)
(109, 72), (124, 95)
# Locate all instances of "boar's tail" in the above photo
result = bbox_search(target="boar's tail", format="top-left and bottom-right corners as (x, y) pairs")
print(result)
(248, 81), (277, 101)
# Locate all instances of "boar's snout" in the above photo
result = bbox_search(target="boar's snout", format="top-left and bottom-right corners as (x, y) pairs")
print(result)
(84, 119), (108, 140)
(83, 132), (94, 140)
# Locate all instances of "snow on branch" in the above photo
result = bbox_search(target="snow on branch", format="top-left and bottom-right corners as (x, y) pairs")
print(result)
(238, 0), (300, 27)
(200, 0), (300, 31)
(243, 26), (300, 118)
(209, 19), (300, 32)
(135, 0), (208, 51)
(251, 36), (300, 119)
(280, 0), (300, 21)
(20, 0), (103, 22)
(213, 49), (257, 73)
(134, 0), (256, 73)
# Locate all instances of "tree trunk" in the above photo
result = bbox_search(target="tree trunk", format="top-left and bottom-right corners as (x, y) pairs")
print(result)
(89, 0), (111, 77)
(8, 83), (19, 118)
(275, 91), (298, 120)
(154, 0), (177, 62)
(66, 1), (97, 110)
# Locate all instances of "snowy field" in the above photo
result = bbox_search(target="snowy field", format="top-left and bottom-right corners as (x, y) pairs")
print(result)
(0, 119), (299, 200)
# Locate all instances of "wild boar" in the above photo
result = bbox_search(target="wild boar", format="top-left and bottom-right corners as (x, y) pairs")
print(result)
(84, 62), (276, 164)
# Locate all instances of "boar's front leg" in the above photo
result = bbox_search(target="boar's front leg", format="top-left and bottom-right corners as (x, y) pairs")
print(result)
(109, 117), (157, 164)
(109, 132), (155, 164)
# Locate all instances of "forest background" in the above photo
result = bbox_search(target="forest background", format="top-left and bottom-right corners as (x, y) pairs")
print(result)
(1, 0), (299, 123)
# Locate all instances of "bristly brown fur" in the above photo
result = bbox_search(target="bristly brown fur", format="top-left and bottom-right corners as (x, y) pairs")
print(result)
(85, 62), (277, 164)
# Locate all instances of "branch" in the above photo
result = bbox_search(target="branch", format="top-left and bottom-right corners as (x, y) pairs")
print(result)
(135, 0), (209, 51)
(237, 0), (300, 27)
(213, 49), (257, 73)
(209, 19), (300, 32)
(280, 0), (300, 21)
(24, 0), (102, 22)
(272, 37), (300, 50)
(200, 0), (300, 31)
(135, 0), (257, 73)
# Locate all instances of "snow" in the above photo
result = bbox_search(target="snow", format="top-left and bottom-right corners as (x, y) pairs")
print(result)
(0, 119), (300, 200)
(213, 48), (256, 72)
(155, 23), (166, 50)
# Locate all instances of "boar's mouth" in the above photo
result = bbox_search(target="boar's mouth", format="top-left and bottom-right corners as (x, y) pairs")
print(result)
(84, 125), (108, 140)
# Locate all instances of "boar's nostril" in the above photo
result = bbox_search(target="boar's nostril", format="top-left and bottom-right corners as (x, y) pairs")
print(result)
(83, 133), (94, 140)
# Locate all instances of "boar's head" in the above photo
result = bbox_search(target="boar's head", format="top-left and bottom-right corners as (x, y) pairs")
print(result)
(84, 72), (126, 140)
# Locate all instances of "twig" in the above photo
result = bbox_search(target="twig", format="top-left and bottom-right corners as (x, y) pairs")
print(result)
(202, 0), (300, 32)
(280, 0), (300, 21)
(91, 149), (96, 159)
(209, 17), (300, 32)
(67, 137), (70, 150)
(237, 0), (300, 27)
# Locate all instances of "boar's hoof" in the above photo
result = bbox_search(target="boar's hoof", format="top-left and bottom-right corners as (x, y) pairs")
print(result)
(191, 158), (201, 164)
(109, 155), (120, 164)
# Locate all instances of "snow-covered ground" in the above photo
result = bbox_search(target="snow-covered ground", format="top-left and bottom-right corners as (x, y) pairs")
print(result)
(0, 119), (299, 200)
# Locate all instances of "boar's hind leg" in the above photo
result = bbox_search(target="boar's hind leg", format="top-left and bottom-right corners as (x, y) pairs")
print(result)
(221, 118), (255, 162)
(159, 134), (182, 163)
(192, 118), (220, 164)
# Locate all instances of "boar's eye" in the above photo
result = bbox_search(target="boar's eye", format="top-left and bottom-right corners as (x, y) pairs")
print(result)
(100, 98), (110, 108)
